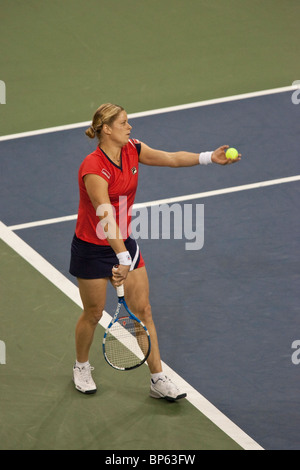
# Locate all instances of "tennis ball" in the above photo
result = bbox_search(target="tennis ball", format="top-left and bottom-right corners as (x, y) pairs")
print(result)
(226, 147), (239, 160)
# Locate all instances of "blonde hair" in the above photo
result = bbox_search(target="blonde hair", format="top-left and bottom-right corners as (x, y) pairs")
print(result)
(85, 103), (124, 141)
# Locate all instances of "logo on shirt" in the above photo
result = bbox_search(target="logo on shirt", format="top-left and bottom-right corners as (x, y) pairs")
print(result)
(101, 168), (111, 179)
(131, 167), (137, 175)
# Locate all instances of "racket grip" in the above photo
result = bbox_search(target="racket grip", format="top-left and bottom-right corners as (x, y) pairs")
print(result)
(117, 284), (125, 298)
(113, 265), (125, 297)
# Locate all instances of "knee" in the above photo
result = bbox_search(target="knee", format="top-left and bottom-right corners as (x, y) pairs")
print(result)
(138, 303), (153, 324)
(84, 305), (103, 326)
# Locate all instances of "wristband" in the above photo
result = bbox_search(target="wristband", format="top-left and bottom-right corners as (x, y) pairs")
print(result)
(116, 251), (132, 266)
(199, 151), (213, 165)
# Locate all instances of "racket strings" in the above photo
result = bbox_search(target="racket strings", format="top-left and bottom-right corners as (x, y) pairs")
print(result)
(105, 315), (149, 369)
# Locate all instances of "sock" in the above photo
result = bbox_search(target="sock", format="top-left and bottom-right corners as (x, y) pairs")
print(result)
(151, 372), (164, 383)
(76, 360), (89, 369)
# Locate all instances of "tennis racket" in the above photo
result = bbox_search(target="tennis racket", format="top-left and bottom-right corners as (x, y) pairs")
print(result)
(102, 283), (151, 371)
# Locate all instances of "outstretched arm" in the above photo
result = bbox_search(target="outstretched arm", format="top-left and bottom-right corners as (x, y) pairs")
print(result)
(139, 143), (241, 167)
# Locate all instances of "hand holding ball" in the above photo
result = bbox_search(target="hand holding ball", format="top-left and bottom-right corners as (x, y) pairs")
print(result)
(210, 145), (241, 165)
(226, 148), (239, 160)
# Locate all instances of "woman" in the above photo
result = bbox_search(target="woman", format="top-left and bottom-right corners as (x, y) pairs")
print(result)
(70, 103), (240, 400)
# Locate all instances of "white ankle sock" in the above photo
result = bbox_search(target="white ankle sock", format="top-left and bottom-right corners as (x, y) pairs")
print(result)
(76, 360), (89, 369)
(151, 372), (164, 382)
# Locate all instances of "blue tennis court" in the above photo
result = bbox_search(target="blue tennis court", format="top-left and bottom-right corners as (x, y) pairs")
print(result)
(1, 88), (299, 450)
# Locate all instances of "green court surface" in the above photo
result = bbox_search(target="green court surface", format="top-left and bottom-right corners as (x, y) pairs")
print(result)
(0, 240), (241, 450)
(1, 0), (299, 136)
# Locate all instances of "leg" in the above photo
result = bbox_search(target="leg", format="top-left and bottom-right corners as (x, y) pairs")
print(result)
(76, 277), (108, 363)
(123, 267), (162, 374)
(123, 266), (187, 401)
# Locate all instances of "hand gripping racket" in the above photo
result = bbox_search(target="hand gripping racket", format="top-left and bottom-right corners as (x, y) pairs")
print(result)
(102, 283), (151, 371)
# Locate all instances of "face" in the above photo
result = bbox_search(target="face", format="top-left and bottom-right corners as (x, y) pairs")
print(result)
(107, 111), (132, 146)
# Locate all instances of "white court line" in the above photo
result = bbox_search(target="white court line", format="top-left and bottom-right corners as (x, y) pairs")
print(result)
(0, 85), (297, 142)
(8, 175), (300, 231)
(0, 220), (263, 450)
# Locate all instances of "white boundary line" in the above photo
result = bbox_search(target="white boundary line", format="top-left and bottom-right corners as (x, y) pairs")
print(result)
(9, 214), (78, 231)
(0, 85), (297, 142)
(8, 175), (300, 231)
(0, 220), (263, 450)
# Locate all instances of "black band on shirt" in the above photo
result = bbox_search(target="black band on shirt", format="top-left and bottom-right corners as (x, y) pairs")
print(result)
(134, 142), (141, 156)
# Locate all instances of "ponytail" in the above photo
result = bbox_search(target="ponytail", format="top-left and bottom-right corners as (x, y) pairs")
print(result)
(85, 126), (96, 139)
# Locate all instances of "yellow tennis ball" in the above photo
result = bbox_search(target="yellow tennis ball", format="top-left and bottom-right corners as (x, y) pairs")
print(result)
(226, 147), (239, 160)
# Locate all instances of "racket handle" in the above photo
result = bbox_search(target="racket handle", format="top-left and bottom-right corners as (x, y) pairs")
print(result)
(117, 284), (125, 298)
(113, 265), (125, 298)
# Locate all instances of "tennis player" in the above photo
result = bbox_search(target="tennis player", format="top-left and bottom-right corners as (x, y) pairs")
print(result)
(70, 103), (240, 400)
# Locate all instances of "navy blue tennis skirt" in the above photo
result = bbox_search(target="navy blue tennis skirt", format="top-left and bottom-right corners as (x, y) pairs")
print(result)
(69, 234), (144, 279)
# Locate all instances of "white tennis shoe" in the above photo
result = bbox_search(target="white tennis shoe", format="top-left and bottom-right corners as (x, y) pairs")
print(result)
(73, 364), (97, 394)
(150, 375), (187, 402)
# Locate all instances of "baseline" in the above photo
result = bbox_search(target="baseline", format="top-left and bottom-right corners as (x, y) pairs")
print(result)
(8, 175), (300, 231)
(0, 85), (297, 142)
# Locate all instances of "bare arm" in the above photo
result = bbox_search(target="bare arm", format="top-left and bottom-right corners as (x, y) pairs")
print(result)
(83, 174), (130, 283)
(139, 142), (240, 167)
(139, 142), (199, 167)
